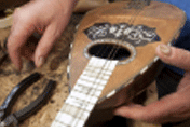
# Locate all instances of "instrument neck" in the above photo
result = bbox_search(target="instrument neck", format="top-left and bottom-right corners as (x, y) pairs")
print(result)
(76, 58), (118, 84)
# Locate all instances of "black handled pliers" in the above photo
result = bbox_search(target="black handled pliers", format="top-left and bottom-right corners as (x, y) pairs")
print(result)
(0, 73), (56, 127)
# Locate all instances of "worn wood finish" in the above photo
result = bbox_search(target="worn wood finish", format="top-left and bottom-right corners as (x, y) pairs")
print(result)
(73, 0), (109, 12)
(69, 1), (186, 109)
(52, 58), (119, 127)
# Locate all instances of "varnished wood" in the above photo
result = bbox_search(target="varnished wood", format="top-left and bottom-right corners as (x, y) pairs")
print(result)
(69, 1), (186, 109)
(73, 0), (109, 12)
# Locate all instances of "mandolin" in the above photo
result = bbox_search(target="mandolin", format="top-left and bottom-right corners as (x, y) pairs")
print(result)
(73, 0), (109, 12)
(51, 1), (186, 127)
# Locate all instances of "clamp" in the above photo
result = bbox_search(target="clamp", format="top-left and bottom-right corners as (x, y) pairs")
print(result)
(0, 73), (56, 127)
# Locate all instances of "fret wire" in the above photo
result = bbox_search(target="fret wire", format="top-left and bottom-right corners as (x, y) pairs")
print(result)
(74, 59), (115, 126)
(73, 84), (101, 96)
(78, 58), (118, 126)
(52, 1), (143, 126)
(80, 76), (109, 83)
(52, 58), (118, 127)
(83, 73), (111, 79)
(84, 68), (112, 76)
(78, 79), (107, 87)
(52, 1), (152, 127)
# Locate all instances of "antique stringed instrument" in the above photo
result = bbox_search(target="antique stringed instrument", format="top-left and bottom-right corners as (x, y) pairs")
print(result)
(73, 0), (109, 12)
(51, 0), (186, 127)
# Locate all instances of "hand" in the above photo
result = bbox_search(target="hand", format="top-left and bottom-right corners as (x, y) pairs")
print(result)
(114, 45), (190, 123)
(8, 0), (77, 70)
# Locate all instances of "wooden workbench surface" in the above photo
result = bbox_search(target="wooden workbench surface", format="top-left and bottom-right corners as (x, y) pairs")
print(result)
(0, 14), (83, 127)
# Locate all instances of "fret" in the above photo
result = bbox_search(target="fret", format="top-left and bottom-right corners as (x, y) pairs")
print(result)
(76, 80), (105, 90)
(73, 85), (102, 96)
(51, 58), (118, 127)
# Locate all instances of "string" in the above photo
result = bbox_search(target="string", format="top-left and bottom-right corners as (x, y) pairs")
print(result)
(96, 0), (137, 59)
(93, 0), (147, 63)
(91, 0), (148, 85)
(57, 1), (151, 126)
(76, 4), (147, 126)
(110, 0), (146, 60)
(88, 0), (149, 86)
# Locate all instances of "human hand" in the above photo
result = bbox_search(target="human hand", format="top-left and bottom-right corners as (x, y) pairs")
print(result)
(114, 45), (190, 123)
(8, 0), (77, 70)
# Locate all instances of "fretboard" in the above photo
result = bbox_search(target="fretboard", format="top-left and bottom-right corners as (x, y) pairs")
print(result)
(51, 58), (118, 127)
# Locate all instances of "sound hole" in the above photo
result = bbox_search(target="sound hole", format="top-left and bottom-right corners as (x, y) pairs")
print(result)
(89, 44), (131, 60)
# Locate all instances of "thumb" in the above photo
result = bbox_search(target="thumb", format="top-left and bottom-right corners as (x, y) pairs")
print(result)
(155, 45), (190, 71)
(113, 93), (186, 123)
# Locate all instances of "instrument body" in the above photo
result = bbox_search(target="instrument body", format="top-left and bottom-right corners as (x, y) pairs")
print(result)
(51, 1), (187, 126)
(68, 1), (186, 109)
(73, 0), (109, 12)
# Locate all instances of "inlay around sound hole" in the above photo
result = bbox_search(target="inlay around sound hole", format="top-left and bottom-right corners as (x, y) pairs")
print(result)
(84, 39), (136, 65)
(88, 44), (131, 61)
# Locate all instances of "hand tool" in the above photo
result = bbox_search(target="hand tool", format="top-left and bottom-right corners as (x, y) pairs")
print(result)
(0, 73), (56, 127)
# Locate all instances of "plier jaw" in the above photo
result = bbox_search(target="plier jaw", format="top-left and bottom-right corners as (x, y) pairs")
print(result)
(0, 115), (18, 127)
(0, 110), (5, 121)
(0, 73), (56, 127)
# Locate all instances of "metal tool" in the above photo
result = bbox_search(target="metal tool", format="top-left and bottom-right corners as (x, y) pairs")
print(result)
(0, 73), (56, 127)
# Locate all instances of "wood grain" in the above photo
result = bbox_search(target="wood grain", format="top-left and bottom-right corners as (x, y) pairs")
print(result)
(69, 1), (186, 109)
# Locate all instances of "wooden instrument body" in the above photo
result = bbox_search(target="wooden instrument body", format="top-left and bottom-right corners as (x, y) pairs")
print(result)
(73, 0), (109, 12)
(68, 1), (186, 109)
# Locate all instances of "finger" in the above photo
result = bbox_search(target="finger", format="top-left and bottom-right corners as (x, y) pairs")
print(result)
(8, 22), (34, 70)
(155, 45), (190, 71)
(114, 93), (188, 123)
(177, 72), (190, 90)
(21, 47), (35, 61)
(8, 7), (35, 70)
(34, 23), (63, 67)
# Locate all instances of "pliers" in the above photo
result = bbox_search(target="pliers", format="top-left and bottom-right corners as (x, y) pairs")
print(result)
(0, 73), (56, 127)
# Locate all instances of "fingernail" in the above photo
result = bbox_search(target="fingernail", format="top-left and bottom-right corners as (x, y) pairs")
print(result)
(37, 56), (44, 67)
(159, 45), (171, 55)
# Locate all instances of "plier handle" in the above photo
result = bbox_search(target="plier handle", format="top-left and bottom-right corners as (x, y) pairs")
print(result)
(0, 73), (56, 127)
